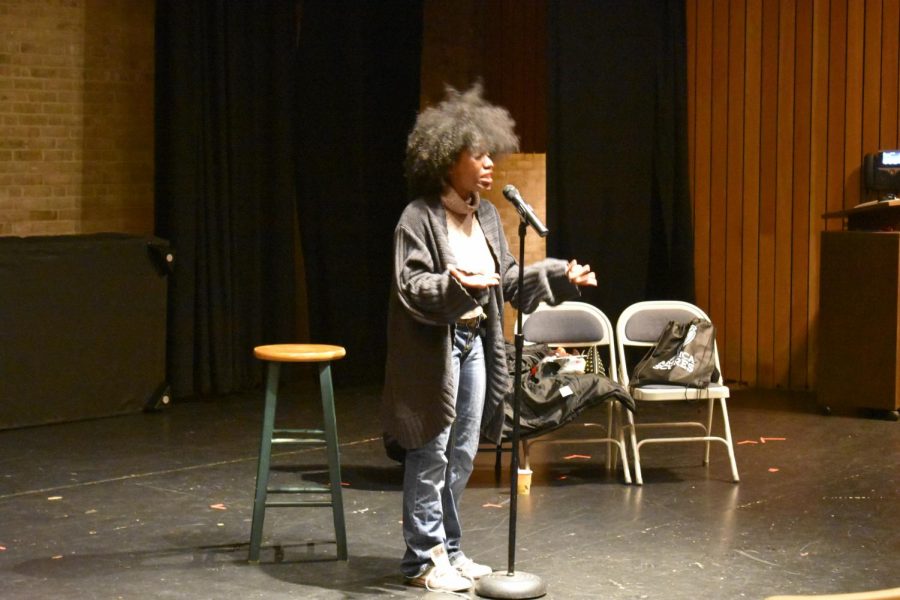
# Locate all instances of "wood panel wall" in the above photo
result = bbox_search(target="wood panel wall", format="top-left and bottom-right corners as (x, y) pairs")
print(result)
(686, 0), (900, 390)
(420, 0), (547, 152)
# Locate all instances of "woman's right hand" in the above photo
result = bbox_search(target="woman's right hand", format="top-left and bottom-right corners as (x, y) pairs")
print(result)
(449, 265), (500, 289)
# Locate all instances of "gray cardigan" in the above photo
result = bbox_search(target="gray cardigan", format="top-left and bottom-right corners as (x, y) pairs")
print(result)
(382, 195), (580, 449)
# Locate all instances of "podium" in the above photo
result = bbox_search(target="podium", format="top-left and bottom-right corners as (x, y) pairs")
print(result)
(818, 200), (900, 418)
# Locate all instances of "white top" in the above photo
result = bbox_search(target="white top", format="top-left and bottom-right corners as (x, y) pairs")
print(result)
(442, 188), (496, 320)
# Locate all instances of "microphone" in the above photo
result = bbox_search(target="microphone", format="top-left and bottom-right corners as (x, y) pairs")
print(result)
(502, 184), (549, 237)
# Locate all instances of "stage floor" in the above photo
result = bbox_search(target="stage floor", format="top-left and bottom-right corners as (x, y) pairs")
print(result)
(1, 383), (897, 599)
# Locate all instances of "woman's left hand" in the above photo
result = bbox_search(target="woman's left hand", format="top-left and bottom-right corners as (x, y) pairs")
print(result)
(566, 260), (597, 287)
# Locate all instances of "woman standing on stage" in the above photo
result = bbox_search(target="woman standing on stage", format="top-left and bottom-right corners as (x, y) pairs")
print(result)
(382, 84), (597, 593)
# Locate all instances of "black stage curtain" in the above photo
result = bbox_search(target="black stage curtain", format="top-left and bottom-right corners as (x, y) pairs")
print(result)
(547, 0), (694, 321)
(295, 1), (422, 384)
(155, 1), (299, 397)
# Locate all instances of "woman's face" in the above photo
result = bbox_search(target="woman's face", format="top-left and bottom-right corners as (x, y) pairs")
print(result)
(448, 149), (494, 198)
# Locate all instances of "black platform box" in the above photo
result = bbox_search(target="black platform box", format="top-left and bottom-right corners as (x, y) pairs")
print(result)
(0, 233), (169, 429)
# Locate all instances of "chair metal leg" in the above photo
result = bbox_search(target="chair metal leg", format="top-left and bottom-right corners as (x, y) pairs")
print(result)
(704, 397), (715, 465)
(522, 439), (531, 471)
(249, 363), (280, 562)
(319, 362), (348, 560)
(606, 400), (615, 470)
(625, 409), (642, 485)
(616, 405), (633, 484)
(719, 398), (740, 482)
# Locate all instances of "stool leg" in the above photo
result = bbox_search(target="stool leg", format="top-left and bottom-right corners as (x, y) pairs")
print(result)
(249, 362), (280, 562)
(319, 362), (348, 560)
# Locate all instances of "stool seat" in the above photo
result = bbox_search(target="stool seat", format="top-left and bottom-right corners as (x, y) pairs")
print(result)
(248, 343), (347, 563)
(254, 344), (345, 363)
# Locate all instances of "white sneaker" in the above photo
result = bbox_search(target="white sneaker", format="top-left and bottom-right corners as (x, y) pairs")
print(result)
(406, 564), (473, 592)
(452, 555), (494, 580)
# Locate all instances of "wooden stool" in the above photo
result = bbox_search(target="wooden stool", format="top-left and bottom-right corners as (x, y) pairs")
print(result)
(248, 344), (348, 562)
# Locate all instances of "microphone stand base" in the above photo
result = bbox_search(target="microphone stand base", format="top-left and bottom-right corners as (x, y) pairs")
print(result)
(475, 571), (547, 599)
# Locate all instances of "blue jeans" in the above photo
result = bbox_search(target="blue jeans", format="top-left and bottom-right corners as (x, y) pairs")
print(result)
(401, 324), (486, 577)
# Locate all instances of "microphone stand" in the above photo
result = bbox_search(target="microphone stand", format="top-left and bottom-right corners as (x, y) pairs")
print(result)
(476, 220), (547, 599)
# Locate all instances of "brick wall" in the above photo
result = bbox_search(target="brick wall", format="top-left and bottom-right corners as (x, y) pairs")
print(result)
(0, 0), (155, 237)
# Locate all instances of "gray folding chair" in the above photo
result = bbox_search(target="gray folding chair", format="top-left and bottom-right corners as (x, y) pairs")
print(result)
(518, 301), (632, 484)
(615, 300), (739, 485)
